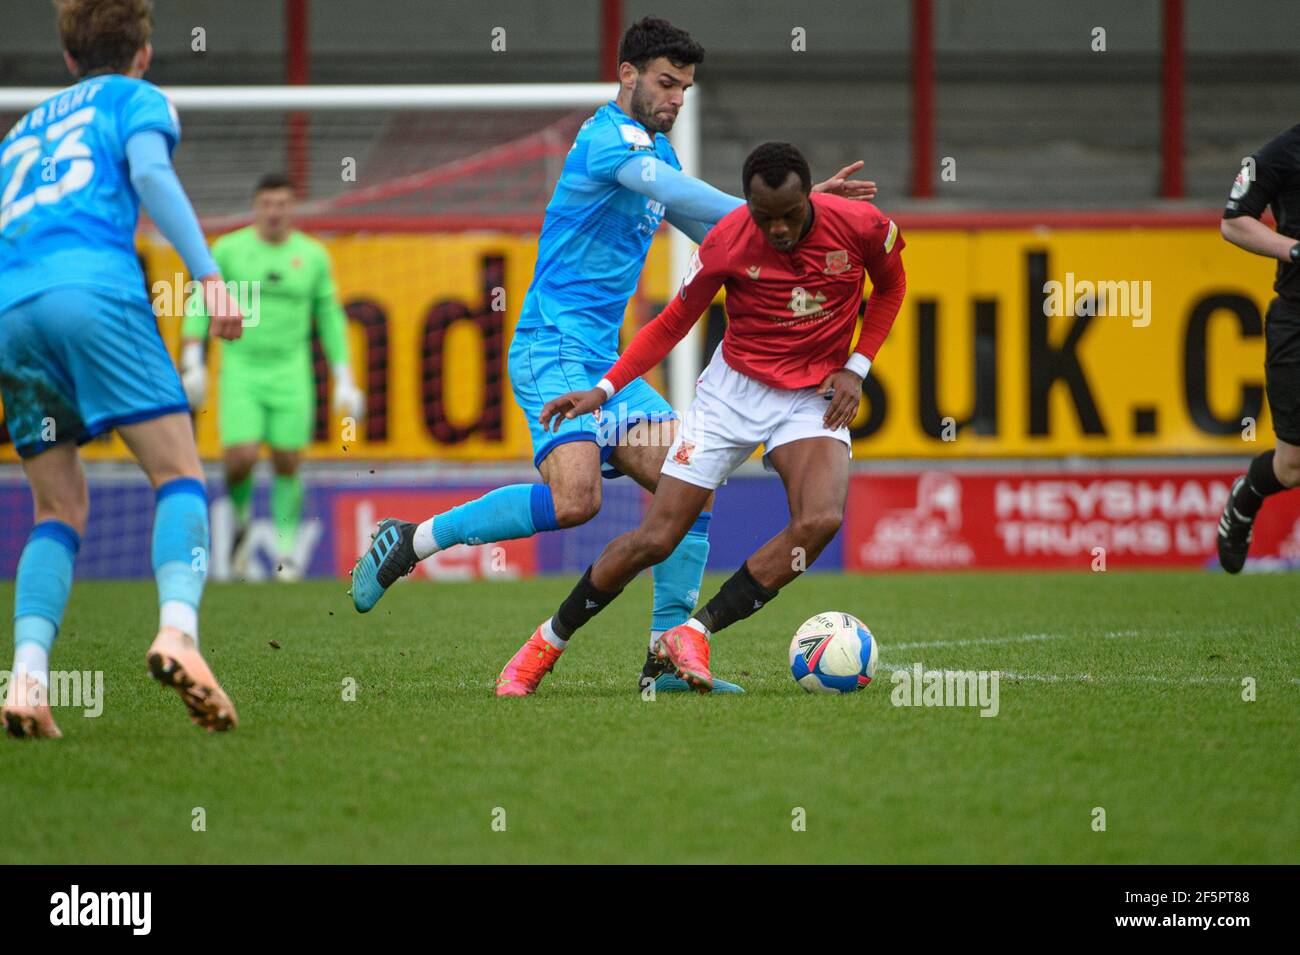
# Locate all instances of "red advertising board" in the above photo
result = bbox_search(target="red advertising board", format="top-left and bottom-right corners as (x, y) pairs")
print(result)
(332, 490), (536, 580)
(845, 469), (1300, 571)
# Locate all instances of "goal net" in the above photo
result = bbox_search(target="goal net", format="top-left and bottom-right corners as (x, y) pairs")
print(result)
(0, 84), (702, 580)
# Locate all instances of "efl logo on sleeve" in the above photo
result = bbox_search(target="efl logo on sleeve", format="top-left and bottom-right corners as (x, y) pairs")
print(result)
(679, 250), (703, 298)
(619, 125), (654, 150)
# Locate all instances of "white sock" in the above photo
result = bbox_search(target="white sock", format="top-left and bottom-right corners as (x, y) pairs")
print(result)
(685, 618), (711, 640)
(412, 518), (440, 560)
(649, 630), (664, 651)
(160, 601), (199, 646)
(12, 643), (49, 688)
(539, 617), (567, 650)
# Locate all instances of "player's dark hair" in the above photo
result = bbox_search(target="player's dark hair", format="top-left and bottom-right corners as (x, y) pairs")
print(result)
(56, 0), (153, 76)
(617, 17), (704, 71)
(255, 173), (295, 195)
(742, 142), (812, 196)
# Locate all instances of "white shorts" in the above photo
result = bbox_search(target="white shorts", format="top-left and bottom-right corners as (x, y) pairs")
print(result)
(660, 346), (853, 491)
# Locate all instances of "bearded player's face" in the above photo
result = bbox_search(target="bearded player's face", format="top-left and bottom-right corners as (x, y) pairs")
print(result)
(627, 57), (694, 134)
(747, 172), (811, 252)
(253, 187), (295, 242)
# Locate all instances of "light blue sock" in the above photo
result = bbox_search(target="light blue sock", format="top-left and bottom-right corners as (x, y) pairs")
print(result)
(650, 511), (712, 646)
(13, 520), (81, 672)
(430, 483), (559, 549)
(152, 477), (209, 640)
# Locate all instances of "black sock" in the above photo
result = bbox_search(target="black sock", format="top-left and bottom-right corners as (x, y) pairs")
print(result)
(551, 566), (623, 640)
(695, 563), (780, 635)
(1237, 451), (1286, 518)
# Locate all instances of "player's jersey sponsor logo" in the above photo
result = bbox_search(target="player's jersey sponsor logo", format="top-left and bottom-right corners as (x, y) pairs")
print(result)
(746, 265), (761, 279)
(787, 286), (827, 318)
(823, 249), (851, 274)
(672, 440), (695, 465)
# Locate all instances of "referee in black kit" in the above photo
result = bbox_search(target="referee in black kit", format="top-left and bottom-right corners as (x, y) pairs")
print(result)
(1217, 125), (1300, 572)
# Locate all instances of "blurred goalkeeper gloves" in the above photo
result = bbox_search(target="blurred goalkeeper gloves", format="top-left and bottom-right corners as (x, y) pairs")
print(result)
(180, 341), (207, 409)
(332, 362), (365, 421)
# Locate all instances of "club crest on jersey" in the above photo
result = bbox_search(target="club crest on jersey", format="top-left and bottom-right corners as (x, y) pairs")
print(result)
(672, 441), (695, 465)
(823, 250), (850, 274)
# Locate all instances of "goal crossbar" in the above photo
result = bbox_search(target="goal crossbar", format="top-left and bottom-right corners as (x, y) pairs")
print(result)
(0, 82), (704, 408)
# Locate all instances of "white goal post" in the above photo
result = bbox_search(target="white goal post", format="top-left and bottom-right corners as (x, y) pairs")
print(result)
(0, 82), (705, 409)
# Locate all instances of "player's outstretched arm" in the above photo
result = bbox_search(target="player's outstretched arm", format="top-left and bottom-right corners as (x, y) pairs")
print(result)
(616, 158), (878, 232)
(665, 208), (711, 244)
(812, 161), (877, 201)
(126, 130), (242, 341)
(616, 158), (742, 224)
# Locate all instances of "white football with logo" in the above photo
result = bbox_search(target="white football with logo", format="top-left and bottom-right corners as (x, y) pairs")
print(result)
(788, 611), (878, 694)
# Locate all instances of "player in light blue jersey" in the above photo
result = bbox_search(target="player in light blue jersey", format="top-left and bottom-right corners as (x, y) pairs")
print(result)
(0, 0), (241, 737)
(351, 17), (874, 694)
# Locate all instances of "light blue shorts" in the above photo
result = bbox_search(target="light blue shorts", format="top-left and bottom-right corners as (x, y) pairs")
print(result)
(508, 326), (676, 476)
(0, 286), (188, 458)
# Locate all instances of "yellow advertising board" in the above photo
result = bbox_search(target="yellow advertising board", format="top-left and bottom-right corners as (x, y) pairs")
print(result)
(0, 226), (1278, 461)
(858, 228), (1277, 456)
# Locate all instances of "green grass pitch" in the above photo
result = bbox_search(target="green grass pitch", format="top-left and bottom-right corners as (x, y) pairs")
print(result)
(1, 572), (1296, 864)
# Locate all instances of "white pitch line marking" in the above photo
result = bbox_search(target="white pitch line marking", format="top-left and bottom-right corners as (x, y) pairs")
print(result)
(877, 662), (1252, 687)
(885, 633), (1066, 651)
(885, 629), (1178, 652)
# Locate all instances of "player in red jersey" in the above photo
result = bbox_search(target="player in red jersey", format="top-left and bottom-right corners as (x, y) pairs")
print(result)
(494, 142), (906, 695)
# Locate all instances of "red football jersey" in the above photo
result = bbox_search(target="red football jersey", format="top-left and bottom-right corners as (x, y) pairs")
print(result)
(606, 192), (906, 392)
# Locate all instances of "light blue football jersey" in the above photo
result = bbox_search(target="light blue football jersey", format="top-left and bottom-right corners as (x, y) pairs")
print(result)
(514, 100), (679, 364)
(0, 74), (180, 314)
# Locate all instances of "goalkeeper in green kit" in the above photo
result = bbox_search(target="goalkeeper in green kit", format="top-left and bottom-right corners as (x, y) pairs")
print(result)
(181, 173), (363, 580)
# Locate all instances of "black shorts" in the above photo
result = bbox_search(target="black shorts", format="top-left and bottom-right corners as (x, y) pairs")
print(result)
(1265, 298), (1300, 444)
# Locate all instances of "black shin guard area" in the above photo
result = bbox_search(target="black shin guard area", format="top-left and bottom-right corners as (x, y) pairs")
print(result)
(1241, 450), (1285, 517)
(696, 563), (779, 635)
(552, 566), (623, 640)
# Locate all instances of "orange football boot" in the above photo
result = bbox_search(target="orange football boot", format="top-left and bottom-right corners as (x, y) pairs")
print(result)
(654, 624), (713, 692)
(147, 627), (238, 732)
(495, 626), (565, 697)
(2, 674), (62, 739)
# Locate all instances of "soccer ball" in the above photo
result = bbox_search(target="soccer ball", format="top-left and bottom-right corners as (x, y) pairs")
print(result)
(789, 611), (879, 694)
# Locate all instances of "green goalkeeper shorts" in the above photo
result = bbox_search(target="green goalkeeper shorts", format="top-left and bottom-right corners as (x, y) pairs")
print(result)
(218, 355), (314, 450)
